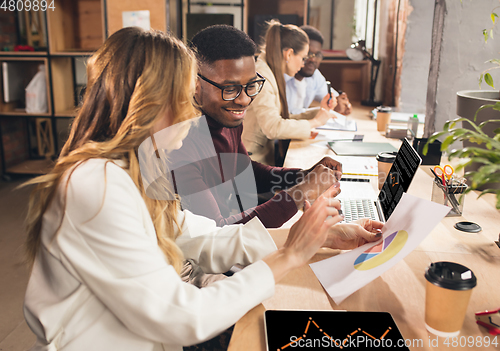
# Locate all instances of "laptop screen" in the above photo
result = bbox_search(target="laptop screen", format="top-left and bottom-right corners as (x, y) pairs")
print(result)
(378, 138), (422, 220)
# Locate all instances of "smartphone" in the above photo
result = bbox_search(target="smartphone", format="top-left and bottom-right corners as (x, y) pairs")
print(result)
(326, 81), (332, 99)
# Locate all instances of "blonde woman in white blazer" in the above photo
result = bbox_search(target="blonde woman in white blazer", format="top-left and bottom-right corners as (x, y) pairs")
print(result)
(242, 20), (337, 165)
(22, 27), (382, 351)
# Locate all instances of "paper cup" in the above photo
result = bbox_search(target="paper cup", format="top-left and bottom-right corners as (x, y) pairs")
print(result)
(376, 151), (397, 190)
(424, 262), (477, 337)
(376, 106), (392, 132)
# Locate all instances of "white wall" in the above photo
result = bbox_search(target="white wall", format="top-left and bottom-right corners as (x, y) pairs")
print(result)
(399, 0), (434, 113)
(400, 0), (499, 125)
(433, 0), (500, 133)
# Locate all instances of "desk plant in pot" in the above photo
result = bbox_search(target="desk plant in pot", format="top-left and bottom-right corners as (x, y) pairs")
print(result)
(424, 4), (500, 209)
(424, 104), (500, 209)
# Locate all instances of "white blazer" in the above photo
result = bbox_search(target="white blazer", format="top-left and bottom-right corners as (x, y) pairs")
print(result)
(24, 158), (277, 351)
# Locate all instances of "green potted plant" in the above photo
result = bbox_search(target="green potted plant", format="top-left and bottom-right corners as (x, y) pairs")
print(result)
(424, 103), (500, 209)
(424, 3), (500, 209)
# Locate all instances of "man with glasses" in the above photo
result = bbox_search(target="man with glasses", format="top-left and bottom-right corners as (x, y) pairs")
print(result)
(168, 25), (342, 232)
(286, 25), (352, 115)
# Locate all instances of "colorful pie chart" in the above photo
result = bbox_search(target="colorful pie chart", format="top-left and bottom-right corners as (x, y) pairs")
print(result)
(354, 230), (408, 271)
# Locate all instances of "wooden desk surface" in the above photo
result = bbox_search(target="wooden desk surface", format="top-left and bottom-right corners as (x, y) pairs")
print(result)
(229, 105), (500, 351)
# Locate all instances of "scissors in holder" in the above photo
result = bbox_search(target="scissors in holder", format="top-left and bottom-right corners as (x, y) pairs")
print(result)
(433, 164), (455, 185)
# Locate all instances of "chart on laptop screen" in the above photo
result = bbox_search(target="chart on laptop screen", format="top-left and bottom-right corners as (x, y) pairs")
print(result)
(379, 139), (421, 220)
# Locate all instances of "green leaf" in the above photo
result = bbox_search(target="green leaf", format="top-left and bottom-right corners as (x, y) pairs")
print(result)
(441, 135), (456, 151)
(422, 143), (429, 156)
(479, 73), (484, 87)
(490, 29), (494, 40)
(483, 29), (489, 42)
(493, 12), (499, 23)
(484, 73), (494, 88)
(487, 59), (500, 65)
(452, 129), (468, 137)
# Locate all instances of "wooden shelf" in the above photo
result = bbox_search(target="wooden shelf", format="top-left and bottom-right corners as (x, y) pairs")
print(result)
(1, 0), (173, 176)
(55, 110), (78, 118)
(0, 52), (48, 57)
(0, 58), (52, 115)
(47, 0), (104, 54)
(0, 111), (52, 117)
(6, 159), (54, 175)
(50, 51), (94, 57)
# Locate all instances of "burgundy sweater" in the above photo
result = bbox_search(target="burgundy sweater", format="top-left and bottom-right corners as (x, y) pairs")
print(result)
(170, 115), (300, 228)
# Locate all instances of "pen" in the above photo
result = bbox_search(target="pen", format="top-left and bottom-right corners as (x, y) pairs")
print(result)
(430, 168), (442, 183)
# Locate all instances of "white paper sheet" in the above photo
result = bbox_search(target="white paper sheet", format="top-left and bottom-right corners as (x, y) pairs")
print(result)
(317, 119), (357, 132)
(334, 156), (378, 176)
(310, 193), (450, 304)
(329, 110), (347, 126)
(122, 11), (151, 31)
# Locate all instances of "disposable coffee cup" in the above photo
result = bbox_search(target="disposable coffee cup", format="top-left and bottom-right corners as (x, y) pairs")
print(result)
(376, 106), (392, 132)
(376, 151), (397, 190)
(424, 262), (477, 337)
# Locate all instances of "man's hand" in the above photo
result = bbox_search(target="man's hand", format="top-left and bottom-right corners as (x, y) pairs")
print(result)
(323, 218), (384, 250)
(285, 164), (340, 210)
(334, 92), (352, 116)
(299, 156), (343, 182)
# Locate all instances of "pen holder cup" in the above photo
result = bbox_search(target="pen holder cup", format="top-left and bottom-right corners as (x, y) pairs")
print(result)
(431, 179), (467, 217)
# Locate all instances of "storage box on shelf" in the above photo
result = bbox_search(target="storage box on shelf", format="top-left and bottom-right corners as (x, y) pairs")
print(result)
(0, 57), (51, 116)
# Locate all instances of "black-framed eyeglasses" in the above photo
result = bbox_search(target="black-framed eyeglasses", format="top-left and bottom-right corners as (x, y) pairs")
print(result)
(197, 73), (266, 101)
(305, 51), (324, 61)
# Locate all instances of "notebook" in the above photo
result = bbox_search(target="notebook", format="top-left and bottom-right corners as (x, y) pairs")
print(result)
(264, 310), (409, 351)
(337, 138), (422, 223)
(328, 141), (398, 156)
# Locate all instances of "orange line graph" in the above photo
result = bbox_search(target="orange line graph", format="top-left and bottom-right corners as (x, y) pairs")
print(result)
(279, 317), (392, 350)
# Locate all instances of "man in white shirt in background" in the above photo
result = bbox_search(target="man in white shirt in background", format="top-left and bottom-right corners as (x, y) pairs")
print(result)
(286, 25), (352, 116)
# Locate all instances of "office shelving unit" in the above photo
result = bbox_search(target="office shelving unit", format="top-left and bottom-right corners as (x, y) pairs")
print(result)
(0, 0), (168, 178)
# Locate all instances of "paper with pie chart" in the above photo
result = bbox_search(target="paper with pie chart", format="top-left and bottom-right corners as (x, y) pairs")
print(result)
(310, 193), (450, 304)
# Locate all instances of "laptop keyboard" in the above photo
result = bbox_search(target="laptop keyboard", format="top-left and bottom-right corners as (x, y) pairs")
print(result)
(340, 199), (378, 223)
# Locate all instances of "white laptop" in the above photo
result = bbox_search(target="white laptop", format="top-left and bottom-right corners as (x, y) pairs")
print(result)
(337, 138), (422, 223)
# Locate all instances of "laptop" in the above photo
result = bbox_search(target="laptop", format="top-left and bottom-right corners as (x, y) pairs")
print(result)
(337, 138), (422, 223)
(264, 310), (409, 351)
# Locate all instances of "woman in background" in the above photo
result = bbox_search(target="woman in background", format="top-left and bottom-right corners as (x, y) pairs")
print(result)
(242, 20), (337, 166)
(21, 27), (379, 351)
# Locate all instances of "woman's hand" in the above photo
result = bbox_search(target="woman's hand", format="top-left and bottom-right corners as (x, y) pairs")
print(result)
(262, 185), (343, 282)
(309, 107), (331, 128)
(323, 218), (384, 250)
(309, 93), (339, 128)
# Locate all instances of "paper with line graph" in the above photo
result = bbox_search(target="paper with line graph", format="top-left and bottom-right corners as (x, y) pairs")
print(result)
(310, 194), (449, 304)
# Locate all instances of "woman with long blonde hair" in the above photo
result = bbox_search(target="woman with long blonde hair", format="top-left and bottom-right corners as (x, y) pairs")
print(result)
(242, 20), (338, 166)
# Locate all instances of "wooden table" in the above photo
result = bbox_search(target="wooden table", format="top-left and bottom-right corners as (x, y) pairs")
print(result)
(228, 105), (500, 350)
